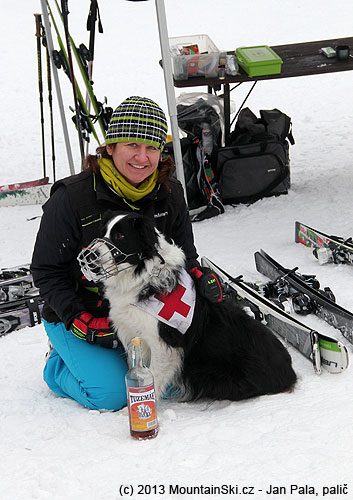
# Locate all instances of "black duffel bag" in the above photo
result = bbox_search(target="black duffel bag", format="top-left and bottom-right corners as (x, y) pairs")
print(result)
(215, 139), (290, 204)
(214, 108), (294, 205)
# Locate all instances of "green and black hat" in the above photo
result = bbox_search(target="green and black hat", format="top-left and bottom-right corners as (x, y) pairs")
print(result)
(105, 96), (168, 150)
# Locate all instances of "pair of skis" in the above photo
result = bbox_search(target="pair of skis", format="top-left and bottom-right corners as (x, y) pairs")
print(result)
(295, 221), (353, 265)
(202, 253), (351, 375)
(0, 265), (43, 337)
(46, 1), (108, 144)
(254, 250), (353, 347)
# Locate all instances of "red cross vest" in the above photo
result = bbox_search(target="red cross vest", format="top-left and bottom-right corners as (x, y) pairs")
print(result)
(134, 268), (196, 334)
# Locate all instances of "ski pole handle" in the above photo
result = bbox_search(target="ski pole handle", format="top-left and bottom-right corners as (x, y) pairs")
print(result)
(34, 13), (42, 38)
(61, 0), (69, 18)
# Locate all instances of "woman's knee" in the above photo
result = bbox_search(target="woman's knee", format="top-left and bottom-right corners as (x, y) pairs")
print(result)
(82, 361), (128, 410)
(43, 325), (129, 411)
(81, 352), (128, 410)
(84, 387), (127, 411)
(44, 355), (127, 411)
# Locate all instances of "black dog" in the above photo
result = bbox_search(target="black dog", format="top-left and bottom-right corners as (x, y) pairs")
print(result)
(79, 210), (297, 402)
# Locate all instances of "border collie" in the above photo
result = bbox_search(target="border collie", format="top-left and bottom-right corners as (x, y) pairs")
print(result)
(78, 210), (297, 402)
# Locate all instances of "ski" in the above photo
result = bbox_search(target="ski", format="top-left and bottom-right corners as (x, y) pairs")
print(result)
(295, 221), (353, 265)
(0, 177), (49, 193)
(0, 275), (40, 311)
(201, 256), (349, 375)
(0, 298), (43, 337)
(0, 183), (51, 207)
(254, 249), (353, 346)
(0, 264), (31, 281)
(0, 266), (42, 312)
(46, 0), (112, 143)
(45, 0), (100, 145)
(53, 0), (111, 137)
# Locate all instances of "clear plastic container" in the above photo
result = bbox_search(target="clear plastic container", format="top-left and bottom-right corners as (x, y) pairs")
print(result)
(169, 34), (223, 80)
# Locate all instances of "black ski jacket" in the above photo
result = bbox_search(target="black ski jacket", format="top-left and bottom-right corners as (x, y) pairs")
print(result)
(31, 169), (198, 329)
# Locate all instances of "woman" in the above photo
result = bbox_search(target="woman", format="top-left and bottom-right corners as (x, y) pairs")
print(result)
(31, 96), (220, 411)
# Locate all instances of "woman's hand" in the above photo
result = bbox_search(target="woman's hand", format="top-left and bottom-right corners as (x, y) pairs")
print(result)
(70, 312), (120, 348)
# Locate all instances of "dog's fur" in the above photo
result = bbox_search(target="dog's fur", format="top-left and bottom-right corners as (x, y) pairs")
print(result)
(99, 210), (297, 402)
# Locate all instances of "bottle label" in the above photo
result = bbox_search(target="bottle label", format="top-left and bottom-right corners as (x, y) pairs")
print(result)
(127, 384), (158, 432)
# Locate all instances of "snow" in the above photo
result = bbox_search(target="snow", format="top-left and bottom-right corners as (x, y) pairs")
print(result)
(1, 1), (353, 499)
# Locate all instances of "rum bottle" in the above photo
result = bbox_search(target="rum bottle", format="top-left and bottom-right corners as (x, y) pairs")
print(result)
(125, 337), (159, 440)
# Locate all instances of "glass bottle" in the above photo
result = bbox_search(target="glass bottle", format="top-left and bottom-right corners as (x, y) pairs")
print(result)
(125, 337), (159, 440)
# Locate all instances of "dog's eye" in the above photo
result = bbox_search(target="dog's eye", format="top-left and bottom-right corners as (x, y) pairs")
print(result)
(115, 233), (125, 240)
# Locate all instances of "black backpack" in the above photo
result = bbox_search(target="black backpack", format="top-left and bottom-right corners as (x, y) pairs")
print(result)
(164, 99), (225, 221)
(214, 107), (294, 205)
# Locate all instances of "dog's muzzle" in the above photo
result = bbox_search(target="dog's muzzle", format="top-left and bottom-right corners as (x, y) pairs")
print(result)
(77, 237), (142, 282)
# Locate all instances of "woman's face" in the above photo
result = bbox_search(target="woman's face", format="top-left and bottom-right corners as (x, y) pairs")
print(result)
(106, 142), (161, 187)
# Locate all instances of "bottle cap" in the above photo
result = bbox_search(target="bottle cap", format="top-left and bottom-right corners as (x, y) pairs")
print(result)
(131, 337), (141, 346)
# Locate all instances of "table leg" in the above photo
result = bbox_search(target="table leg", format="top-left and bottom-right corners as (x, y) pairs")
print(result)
(223, 83), (231, 145)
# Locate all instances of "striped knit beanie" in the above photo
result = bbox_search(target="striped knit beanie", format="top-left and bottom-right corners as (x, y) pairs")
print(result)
(105, 96), (168, 150)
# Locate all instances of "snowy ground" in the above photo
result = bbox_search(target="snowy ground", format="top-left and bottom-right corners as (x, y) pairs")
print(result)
(1, 1), (353, 499)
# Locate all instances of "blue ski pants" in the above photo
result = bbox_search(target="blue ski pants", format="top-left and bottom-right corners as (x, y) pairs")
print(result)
(43, 320), (128, 411)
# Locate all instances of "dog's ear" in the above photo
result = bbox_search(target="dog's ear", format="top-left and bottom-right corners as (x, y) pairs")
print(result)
(132, 216), (159, 258)
(100, 210), (128, 237)
(129, 215), (160, 275)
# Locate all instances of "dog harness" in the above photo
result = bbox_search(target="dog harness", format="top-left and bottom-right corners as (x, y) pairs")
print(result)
(134, 268), (196, 334)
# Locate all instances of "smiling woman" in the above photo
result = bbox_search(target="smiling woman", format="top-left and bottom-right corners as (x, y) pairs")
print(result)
(30, 95), (201, 411)
(85, 96), (175, 202)
(106, 142), (161, 187)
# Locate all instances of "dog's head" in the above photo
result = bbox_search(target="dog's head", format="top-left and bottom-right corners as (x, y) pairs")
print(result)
(78, 210), (169, 282)
(102, 210), (160, 264)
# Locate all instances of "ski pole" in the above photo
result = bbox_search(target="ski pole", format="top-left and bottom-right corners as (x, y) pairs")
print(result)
(84, 0), (103, 156)
(40, 0), (75, 176)
(46, 37), (57, 182)
(34, 13), (46, 178)
(61, 0), (85, 168)
(41, 20), (57, 182)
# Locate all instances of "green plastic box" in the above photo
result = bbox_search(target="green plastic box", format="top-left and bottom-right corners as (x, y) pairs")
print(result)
(235, 45), (282, 77)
